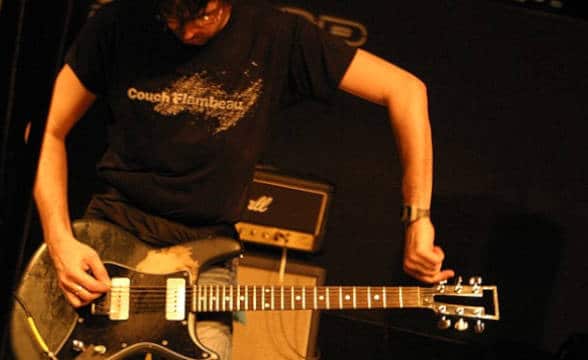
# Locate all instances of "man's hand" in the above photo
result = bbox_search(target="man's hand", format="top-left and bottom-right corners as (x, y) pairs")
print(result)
(47, 234), (111, 308)
(403, 218), (454, 284)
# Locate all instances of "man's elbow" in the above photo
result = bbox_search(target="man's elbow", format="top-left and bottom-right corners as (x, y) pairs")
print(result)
(407, 74), (427, 98)
(383, 73), (427, 106)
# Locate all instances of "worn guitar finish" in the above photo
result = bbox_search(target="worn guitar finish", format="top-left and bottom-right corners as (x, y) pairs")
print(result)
(10, 219), (242, 360)
(11, 219), (500, 359)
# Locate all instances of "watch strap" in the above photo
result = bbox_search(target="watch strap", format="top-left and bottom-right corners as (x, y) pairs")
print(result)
(400, 205), (430, 224)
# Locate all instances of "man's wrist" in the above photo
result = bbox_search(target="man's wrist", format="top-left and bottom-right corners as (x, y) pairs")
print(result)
(400, 204), (430, 225)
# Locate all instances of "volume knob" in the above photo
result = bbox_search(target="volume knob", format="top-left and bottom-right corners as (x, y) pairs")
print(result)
(454, 318), (469, 331)
(437, 316), (451, 330)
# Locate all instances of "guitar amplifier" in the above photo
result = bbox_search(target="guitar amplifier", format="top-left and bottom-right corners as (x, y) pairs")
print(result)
(232, 252), (325, 360)
(236, 168), (333, 252)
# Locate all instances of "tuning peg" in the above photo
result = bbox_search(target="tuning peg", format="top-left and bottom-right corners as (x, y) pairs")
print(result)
(72, 340), (86, 352)
(469, 276), (482, 286)
(436, 279), (447, 292)
(93, 345), (107, 355)
(454, 276), (463, 292)
(437, 316), (452, 330)
(474, 320), (485, 334)
(454, 318), (469, 331)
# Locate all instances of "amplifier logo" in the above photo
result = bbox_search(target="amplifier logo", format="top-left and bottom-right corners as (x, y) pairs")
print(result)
(280, 6), (368, 47)
(247, 196), (274, 213)
(88, 2), (368, 47)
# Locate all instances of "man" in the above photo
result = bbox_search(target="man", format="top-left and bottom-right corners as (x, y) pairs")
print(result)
(33, 0), (454, 358)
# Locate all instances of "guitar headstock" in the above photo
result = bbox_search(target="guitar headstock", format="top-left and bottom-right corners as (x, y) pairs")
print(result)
(422, 276), (500, 333)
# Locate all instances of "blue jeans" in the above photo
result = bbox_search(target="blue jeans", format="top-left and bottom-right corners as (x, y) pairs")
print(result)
(194, 261), (236, 360)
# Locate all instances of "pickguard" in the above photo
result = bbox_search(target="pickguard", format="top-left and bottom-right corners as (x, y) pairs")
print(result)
(10, 218), (242, 360)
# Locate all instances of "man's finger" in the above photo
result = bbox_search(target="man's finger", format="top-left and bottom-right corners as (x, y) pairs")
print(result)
(427, 269), (455, 284)
(405, 249), (442, 273)
(63, 287), (84, 308)
(415, 245), (445, 269)
(78, 271), (110, 294)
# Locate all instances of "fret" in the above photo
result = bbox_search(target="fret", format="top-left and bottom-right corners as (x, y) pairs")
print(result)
(383, 287), (387, 309)
(253, 286), (257, 310)
(192, 285), (197, 312)
(211, 285), (216, 311)
(261, 286), (265, 310)
(313, 287), (317, 310)
(280, 286), (284, 310)
(222, 285), (226, 311)
(367, 287), (371, 309)
(210, 285), (213, 311)
(352, 287), (356, 309)
(235, 285), (239, 311)
(216, 285), (220, 311)
(245, 285), (249, 311)
(399, 287), (403, 308)
(339, 287), (343, 309)
(207, 285), (212, 311)
(204, 285), (209, 311)
(230, 285), (234, 311)
(196, 286), (200, 312)
(326, 287), (330, 309)
(302, 287), (306, 309)
(291, 286), (295, 310)
(264, 286), (269, 310)
(204, 286), (208, 311)
(317, 288), (325, 309)
(271, 286), (275, 310)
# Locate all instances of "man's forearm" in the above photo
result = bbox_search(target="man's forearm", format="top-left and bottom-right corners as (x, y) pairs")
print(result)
(386, 77), (433, 209)
(34, 132), (74, 246)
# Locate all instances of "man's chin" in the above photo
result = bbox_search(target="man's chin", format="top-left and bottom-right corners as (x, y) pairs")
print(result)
(182, 37), (210, 46)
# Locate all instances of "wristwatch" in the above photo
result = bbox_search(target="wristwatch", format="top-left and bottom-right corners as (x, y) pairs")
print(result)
(400, 204), (430, 225)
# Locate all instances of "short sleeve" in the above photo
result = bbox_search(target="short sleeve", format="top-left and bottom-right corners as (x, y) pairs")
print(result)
(287, 13), (358, 102)
(64, 3), (118, 95)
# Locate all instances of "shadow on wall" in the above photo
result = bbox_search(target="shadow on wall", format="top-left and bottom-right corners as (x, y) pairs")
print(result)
(432, 193), (565, 353)
(487, 212), (563, 348)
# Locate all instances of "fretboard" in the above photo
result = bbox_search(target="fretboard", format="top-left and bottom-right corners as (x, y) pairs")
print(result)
(192, 285), (427, 312)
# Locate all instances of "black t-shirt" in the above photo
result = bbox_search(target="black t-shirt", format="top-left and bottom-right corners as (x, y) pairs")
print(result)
(66, 0), (356, 229)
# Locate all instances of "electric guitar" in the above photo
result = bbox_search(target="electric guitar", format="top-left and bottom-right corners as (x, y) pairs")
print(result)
(10, 219), (500, 360)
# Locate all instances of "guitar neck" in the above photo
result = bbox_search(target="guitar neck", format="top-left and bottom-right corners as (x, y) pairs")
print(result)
(192, 285), (429, 312)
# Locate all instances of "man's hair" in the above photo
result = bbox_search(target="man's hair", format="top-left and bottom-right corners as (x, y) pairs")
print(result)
(158, 0), (232, 24)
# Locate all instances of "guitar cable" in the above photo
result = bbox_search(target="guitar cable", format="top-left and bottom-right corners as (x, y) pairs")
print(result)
(13, 293), (58, 360)
(275, 246), (321, 360)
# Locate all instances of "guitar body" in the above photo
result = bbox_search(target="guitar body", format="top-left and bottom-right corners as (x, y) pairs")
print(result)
(10, 219), (242, 360)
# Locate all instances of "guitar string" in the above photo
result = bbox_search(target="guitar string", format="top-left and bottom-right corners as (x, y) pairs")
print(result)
(93, 287), (435, 312)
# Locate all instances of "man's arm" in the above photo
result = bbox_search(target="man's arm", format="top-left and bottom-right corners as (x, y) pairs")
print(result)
(338, 49), (454, 283)
(34, 64), (110, 307)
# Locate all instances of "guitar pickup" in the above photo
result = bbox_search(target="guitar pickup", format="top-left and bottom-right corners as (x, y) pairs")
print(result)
(165, 278), (186, 321)
(107, 277), (130, 320)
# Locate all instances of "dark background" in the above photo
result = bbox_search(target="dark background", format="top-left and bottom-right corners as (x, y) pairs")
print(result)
(2, 0), (587, 359)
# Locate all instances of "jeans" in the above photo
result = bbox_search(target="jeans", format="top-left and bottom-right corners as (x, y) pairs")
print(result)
(194, 261), (236, 360)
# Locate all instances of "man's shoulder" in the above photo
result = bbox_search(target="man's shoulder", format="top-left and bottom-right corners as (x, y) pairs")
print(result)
(88, 0), (156, 22)
(235, 0), (300, 33)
